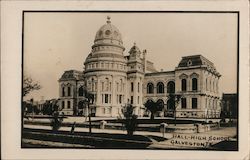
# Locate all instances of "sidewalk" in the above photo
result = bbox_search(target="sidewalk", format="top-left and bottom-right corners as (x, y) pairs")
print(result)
(24, 124), (237, 149)
(24, 124), (173, 139)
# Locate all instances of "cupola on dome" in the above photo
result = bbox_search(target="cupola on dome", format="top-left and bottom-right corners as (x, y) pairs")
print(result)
(94, 16), (123, 45)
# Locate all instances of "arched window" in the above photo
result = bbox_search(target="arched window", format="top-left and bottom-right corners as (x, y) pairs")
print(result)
(157, 99), (164, 110)
(181, 79), (187, 91)
(192, 78), (198, 91)
(167, 99), (175, 110)
(62, 87), (65, 97)
(78, 86), (84, 96)
(167, 81), (175, 93)
(147, 83), (154, 94)
(157, 82), (164, 94)
(67, 86), (71, 96)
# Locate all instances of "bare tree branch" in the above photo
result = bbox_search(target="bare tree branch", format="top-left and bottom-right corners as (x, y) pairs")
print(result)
(23, 75), (41, 97)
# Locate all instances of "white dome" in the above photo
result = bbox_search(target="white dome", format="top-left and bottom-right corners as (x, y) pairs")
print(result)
(94, 16), (123, 45)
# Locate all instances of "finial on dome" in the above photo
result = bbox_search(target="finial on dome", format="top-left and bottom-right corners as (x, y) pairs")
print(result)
(134, 42), (136, 46)
(107, 16), (111, 23)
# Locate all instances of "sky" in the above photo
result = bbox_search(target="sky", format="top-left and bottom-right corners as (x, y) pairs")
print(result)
(23, 12), (238, 101)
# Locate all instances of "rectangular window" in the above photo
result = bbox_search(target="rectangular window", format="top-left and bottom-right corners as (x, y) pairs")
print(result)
(131, 96), (133, 104)
(138, 96), (140, 104)
(62, 101), (65, 109)
(105, 94), (109, 103)
(138, 82), (140, 92)
(67, 86), (71, 96)
(62, 87), (65, 97)
(181, 79), (187, 91)
(131, 82), (134, 92)
(67, 101), (71, 109)
(181, 98), (187, 109)
(119, 95), (122, 104)
(192, 98), (198, 109)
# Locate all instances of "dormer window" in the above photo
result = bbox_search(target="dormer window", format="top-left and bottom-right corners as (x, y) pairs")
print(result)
(187, 60), (192, 66)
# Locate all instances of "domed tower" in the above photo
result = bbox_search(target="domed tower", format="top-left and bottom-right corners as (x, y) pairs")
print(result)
(84, 16), (127, 117)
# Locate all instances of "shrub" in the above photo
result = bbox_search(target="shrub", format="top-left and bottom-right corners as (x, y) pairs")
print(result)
(121, 104), (138, 136)
(50, 112), (63, 133)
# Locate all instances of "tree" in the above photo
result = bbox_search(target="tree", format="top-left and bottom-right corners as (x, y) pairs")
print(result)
(167, 93), (182, 126)
(121, 103), (138, 136)
(42, 99), (60, 115)
(50, 111), (63, 133)
(23, 76), (41, 97)
(144, 100), (164, 120)
(82, 89), (94, 134)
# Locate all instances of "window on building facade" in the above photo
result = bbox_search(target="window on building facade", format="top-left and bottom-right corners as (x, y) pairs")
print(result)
(181, 98), (187, 109)
(62, 101), (65, 109)
(131, 96), (133, 104)
(138, 96), (140, 104)
(167, 99), (175, 110)
(157, 82), (164, 94)
(105, 94), (109, 103)
(67, 101), (71, 109)
(119, 95), (122, 104)
(62, 87), (65, 97)
(167, 81), (175, 93)
(192, 98), (198, 109)
(206, 78), (208, 91)
(157, 99), (164, 109)
(67, 86), (71, 96)
(91, 79), (94, 91)
(192, 78), (198, 91)
(78, 86), (84, 96)
(147, 83), (154, 94)
(181, 79), (187, 91)
(138, 82), (140, 92)
(131, 82), (134, 92)
(209, 79), (212, 91)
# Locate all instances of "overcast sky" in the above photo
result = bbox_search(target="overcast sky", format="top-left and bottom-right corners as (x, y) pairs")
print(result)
(23, 12), (238, 101)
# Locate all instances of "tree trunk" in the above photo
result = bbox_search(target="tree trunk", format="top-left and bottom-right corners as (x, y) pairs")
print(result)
(150, 112), (154, 120)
